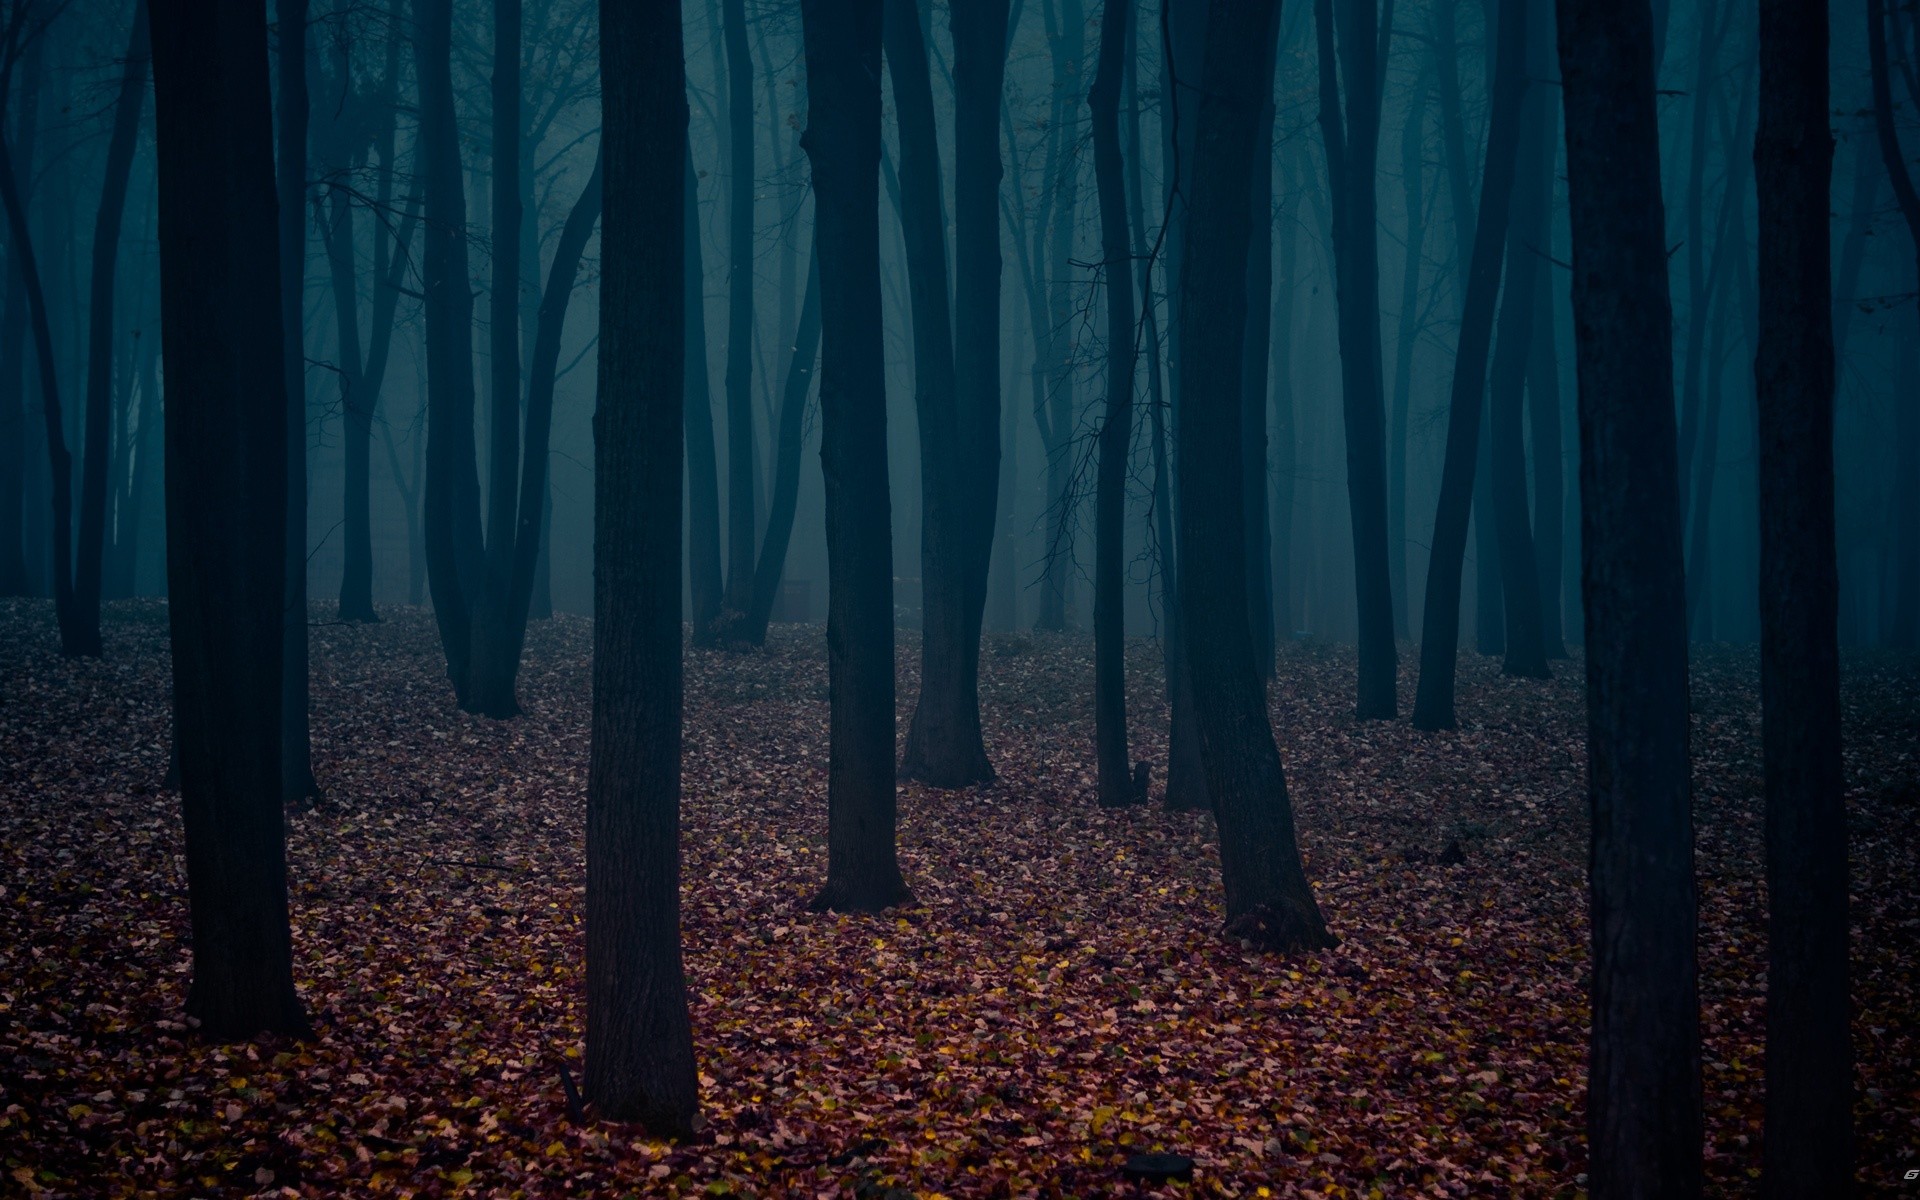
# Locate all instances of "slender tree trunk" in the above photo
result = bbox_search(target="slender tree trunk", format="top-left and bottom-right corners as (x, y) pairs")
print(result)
(586, 0), (699, 1136)
(1241, 13), (1279, 680)
(1312, 0), (1398, 718)
(1755, 2), (1850, 1185)
(1089, 0), (1136, 808)
(1411, 0), (1527, 731)
(684, 144), (726, 644)
(721, 0), (758, 620)
(1388, 72), (1428, 643)
(326, 181), (378, 623)
(276, 0), (318, 800)
(1870, 0), (1920, 649)
(1035, 0), (1085, 633)
(1179, 0), (1332, 952)
(801, 0), (909, 914)
(70, 0), (149, 656)
(1675, 0), (1726, 532)
(149, 0), (307, 1040)
(887, 0), (992, 786)
(1271, 154), (1300, 643)
(417, 0), (487, 703)
(1557, 0), (1703, 1193)
(1527, 37), (1568, 660)
(736, 254), (821, 644)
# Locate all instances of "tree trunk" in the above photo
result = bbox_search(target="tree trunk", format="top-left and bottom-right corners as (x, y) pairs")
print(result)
(1869, 0), (1920, 649)
(72, 0), (150, 657)
(1312, 0), (1397, 718)
(800, 0), (909, 914)
(417, 0), (488, 705)
(887, 0), (993, 787)
(721, 0), (758, 621)
(1410, 0), (1527, 731)
(1034, 0), (1085, 633)
(1089, 0), (1136, 808)
(1556, 0), (1703, 1192)
(1179, 0), (1332, 953)
(1241, 10), (1279, 680)
(585, 0), (699, 1136)
(149, 0), (307, 1040)
(326, 181), (377, 623)
(1755, 2), (1850, 1188)
(277, 0), (318, 801)
(1388, 71), (1427, 643)
(684, 144), (726, 644)
(1527, 40), (1568, 660)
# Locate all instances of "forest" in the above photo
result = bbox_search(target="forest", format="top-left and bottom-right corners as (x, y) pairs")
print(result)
(0, 0), (1915, 1195)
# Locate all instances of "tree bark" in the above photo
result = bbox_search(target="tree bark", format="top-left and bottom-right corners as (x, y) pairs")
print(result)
(1179, 0), (1333, 953)
(1556, 0), (1703, 1192)
(1089, 0), (1136, 808)
(149, 0), (307, 1040)
(276, 0), (318, 800)
(801, 0), (909, 914)
(888, 0), (993, 786)
(1756, 0), (1851, 1189)
(1312, 0), (1397, 718)
(1411, 0), (1527, 731)
(586, 0), (699, 1136)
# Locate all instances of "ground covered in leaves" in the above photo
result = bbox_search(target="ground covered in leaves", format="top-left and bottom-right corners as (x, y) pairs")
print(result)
(1, 599), (1916, 1198)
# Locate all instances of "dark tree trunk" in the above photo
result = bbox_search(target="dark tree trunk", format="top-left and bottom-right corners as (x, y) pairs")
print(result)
(585, 0), (699, 1136)
(1271, 153), (1300, 643)
(1526, 34), (1568, 661)
(1674, 0), (1726, 544)
(1089, 0), (1136, 808)
(888, 0), (993, 787)
(1486, 22), (1552, 681)
(949, 0), (1011, 737)
(1756, 0), (1850, 1189)
(1179, 0), (1333, 953)
(149, 0), (307, 1040)
(1388, 71), (1427, 643)
(1411, 0), (1527, 731)
(72, 0), (149, 657)
(417, 0), (487, 706)
(0, 34), (38, 599)
(1556, 0), (1703, 1193)
(1312, 0), (1397, 718)
(277, 0), (318, 801)
(1034, 0), (1085, 634)
(684, 145), (725, 644)
(721, 0), (758, 621)
(1870, 0), (1920, 649)
(800, 0), (909, 914)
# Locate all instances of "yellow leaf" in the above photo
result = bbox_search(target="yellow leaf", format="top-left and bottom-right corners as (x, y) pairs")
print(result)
(1090, 1106), (1116, 1135)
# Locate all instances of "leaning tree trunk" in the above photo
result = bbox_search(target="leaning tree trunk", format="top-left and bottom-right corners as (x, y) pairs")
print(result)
(1410, 0), (1527, 731)
(1088, 0), (1136, 808)
(887, 0), (993, 787)
(149, 0), (307, 1040)
(1312, 0), (1398, 718)
(800, 0), (910, 914)
(73, 0), (150, 658)
(1179, 0), (1333, 953)
(1755, 0), (1850, 1188)
(1556, 0), (1704, 1193)
(585, 0), (699, 1138)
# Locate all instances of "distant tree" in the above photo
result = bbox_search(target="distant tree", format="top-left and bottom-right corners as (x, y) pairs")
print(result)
(1870, 0), (1920, 649)
(1411, 0), (1526, 731)
(1033, 0), (1085, 634)
(0, 18), (36, 599)
(585, 0), (698, 1135)
(889, 0), (995, 787)
(1087, 0), (1136, 808)
(277, 0), (318, 802)
(684, 140), (725, 644)
(1178, 0), (1332, 953)
(1311, 0), (1396, 718)
(1556, 0), (1702, 1193)
(1755, 0), (1851, 1189)
(1387, 67), (1429, 643)
(149, 0), (306, 1038)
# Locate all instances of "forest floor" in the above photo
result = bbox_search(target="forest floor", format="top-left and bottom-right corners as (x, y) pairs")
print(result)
(0, 599), (1916, 1199)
